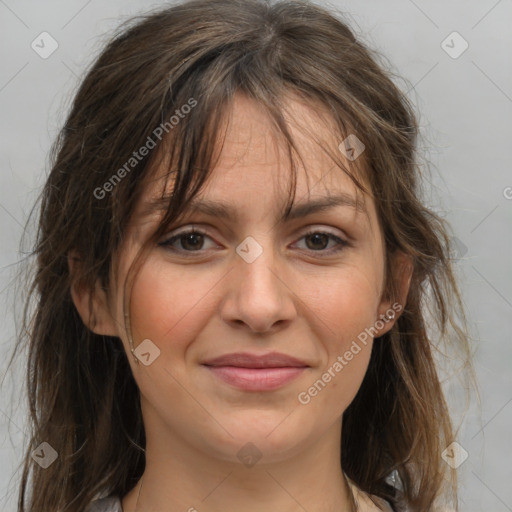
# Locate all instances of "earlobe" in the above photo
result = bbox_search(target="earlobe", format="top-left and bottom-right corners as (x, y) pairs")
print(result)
(68, 253), (119, 337)
(375, 251), (414, 338)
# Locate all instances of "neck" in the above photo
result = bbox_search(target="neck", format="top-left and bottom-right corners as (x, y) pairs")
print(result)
(122, 410), (355, 512)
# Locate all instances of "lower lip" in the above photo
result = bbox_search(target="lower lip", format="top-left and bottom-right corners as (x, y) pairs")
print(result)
(204, 365), (307, 391)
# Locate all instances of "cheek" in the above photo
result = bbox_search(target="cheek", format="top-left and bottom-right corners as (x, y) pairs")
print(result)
(299, 263), (383, 345)
(294, 266), (381, 411)
(127, 259), (218, 350)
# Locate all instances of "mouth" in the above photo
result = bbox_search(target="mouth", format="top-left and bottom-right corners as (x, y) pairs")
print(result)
(201, 352), (309, 391)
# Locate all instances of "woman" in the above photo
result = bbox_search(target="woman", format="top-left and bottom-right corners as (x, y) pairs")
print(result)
(15, 0), (472, 510)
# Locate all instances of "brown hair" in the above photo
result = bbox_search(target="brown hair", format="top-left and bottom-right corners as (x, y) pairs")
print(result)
(12, 0), (473, 510)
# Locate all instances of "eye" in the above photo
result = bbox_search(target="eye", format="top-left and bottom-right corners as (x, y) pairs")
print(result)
(159, 227), (349, 256)
(159, 228), (217, 253)
(293, 230), (349, 255)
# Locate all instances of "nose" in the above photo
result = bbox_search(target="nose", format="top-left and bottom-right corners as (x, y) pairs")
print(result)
(219, 240), (298, 335)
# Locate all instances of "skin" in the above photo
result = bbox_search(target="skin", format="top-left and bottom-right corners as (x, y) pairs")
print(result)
(71, 92), (412, 512)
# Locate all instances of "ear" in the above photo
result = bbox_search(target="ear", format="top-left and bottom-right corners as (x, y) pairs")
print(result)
(68, 252), (119, 336)
(374, 250), (413, 338)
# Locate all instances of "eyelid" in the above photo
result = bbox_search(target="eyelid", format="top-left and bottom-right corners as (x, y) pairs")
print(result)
(162, 222), (349, 240)
(292, 228), (350, 254)
(159, 223), (351, 256)
(159, 226), (216, 247)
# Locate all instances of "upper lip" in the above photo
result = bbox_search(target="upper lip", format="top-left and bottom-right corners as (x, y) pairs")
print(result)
(202, 352), (309, 368)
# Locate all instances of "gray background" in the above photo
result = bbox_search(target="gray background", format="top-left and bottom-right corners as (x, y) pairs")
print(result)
(0, 1), (511, 510)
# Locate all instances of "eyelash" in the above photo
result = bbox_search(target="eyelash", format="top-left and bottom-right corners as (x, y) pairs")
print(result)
(159, 227), (350, 257)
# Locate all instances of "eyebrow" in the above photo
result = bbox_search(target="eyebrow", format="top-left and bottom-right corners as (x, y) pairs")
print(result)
(143, 192), (366, 223)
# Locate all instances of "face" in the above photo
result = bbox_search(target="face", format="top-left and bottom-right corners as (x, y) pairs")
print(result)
(86, 93), (406, 465)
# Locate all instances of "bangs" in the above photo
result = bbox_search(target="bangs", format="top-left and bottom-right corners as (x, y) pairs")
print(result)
(135, 87), (371, 250)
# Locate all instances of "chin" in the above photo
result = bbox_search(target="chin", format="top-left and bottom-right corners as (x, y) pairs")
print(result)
(201, 410), (315, 465)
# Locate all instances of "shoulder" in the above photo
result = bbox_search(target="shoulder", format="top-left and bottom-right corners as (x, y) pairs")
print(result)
(85, 495), (123, 512)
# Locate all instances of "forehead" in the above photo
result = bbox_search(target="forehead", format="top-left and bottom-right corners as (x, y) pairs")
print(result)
(138, 92), (375, 225)
(213, 93), (363, 191)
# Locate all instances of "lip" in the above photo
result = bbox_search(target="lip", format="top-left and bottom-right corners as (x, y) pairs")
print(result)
(203, 352), (308, 368)
(202, 352), (309, 391)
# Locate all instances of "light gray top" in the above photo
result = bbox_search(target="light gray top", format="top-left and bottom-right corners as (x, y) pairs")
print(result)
(86, 491), (395, 511)
(85, 496), (122, 512)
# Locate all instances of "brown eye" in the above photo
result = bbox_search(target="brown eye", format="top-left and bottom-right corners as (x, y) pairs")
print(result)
(177, 232), (205, 251)
(305, 232), (330, 250)
(294, 230), (349, 255)
(160, 229), (216, 252)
